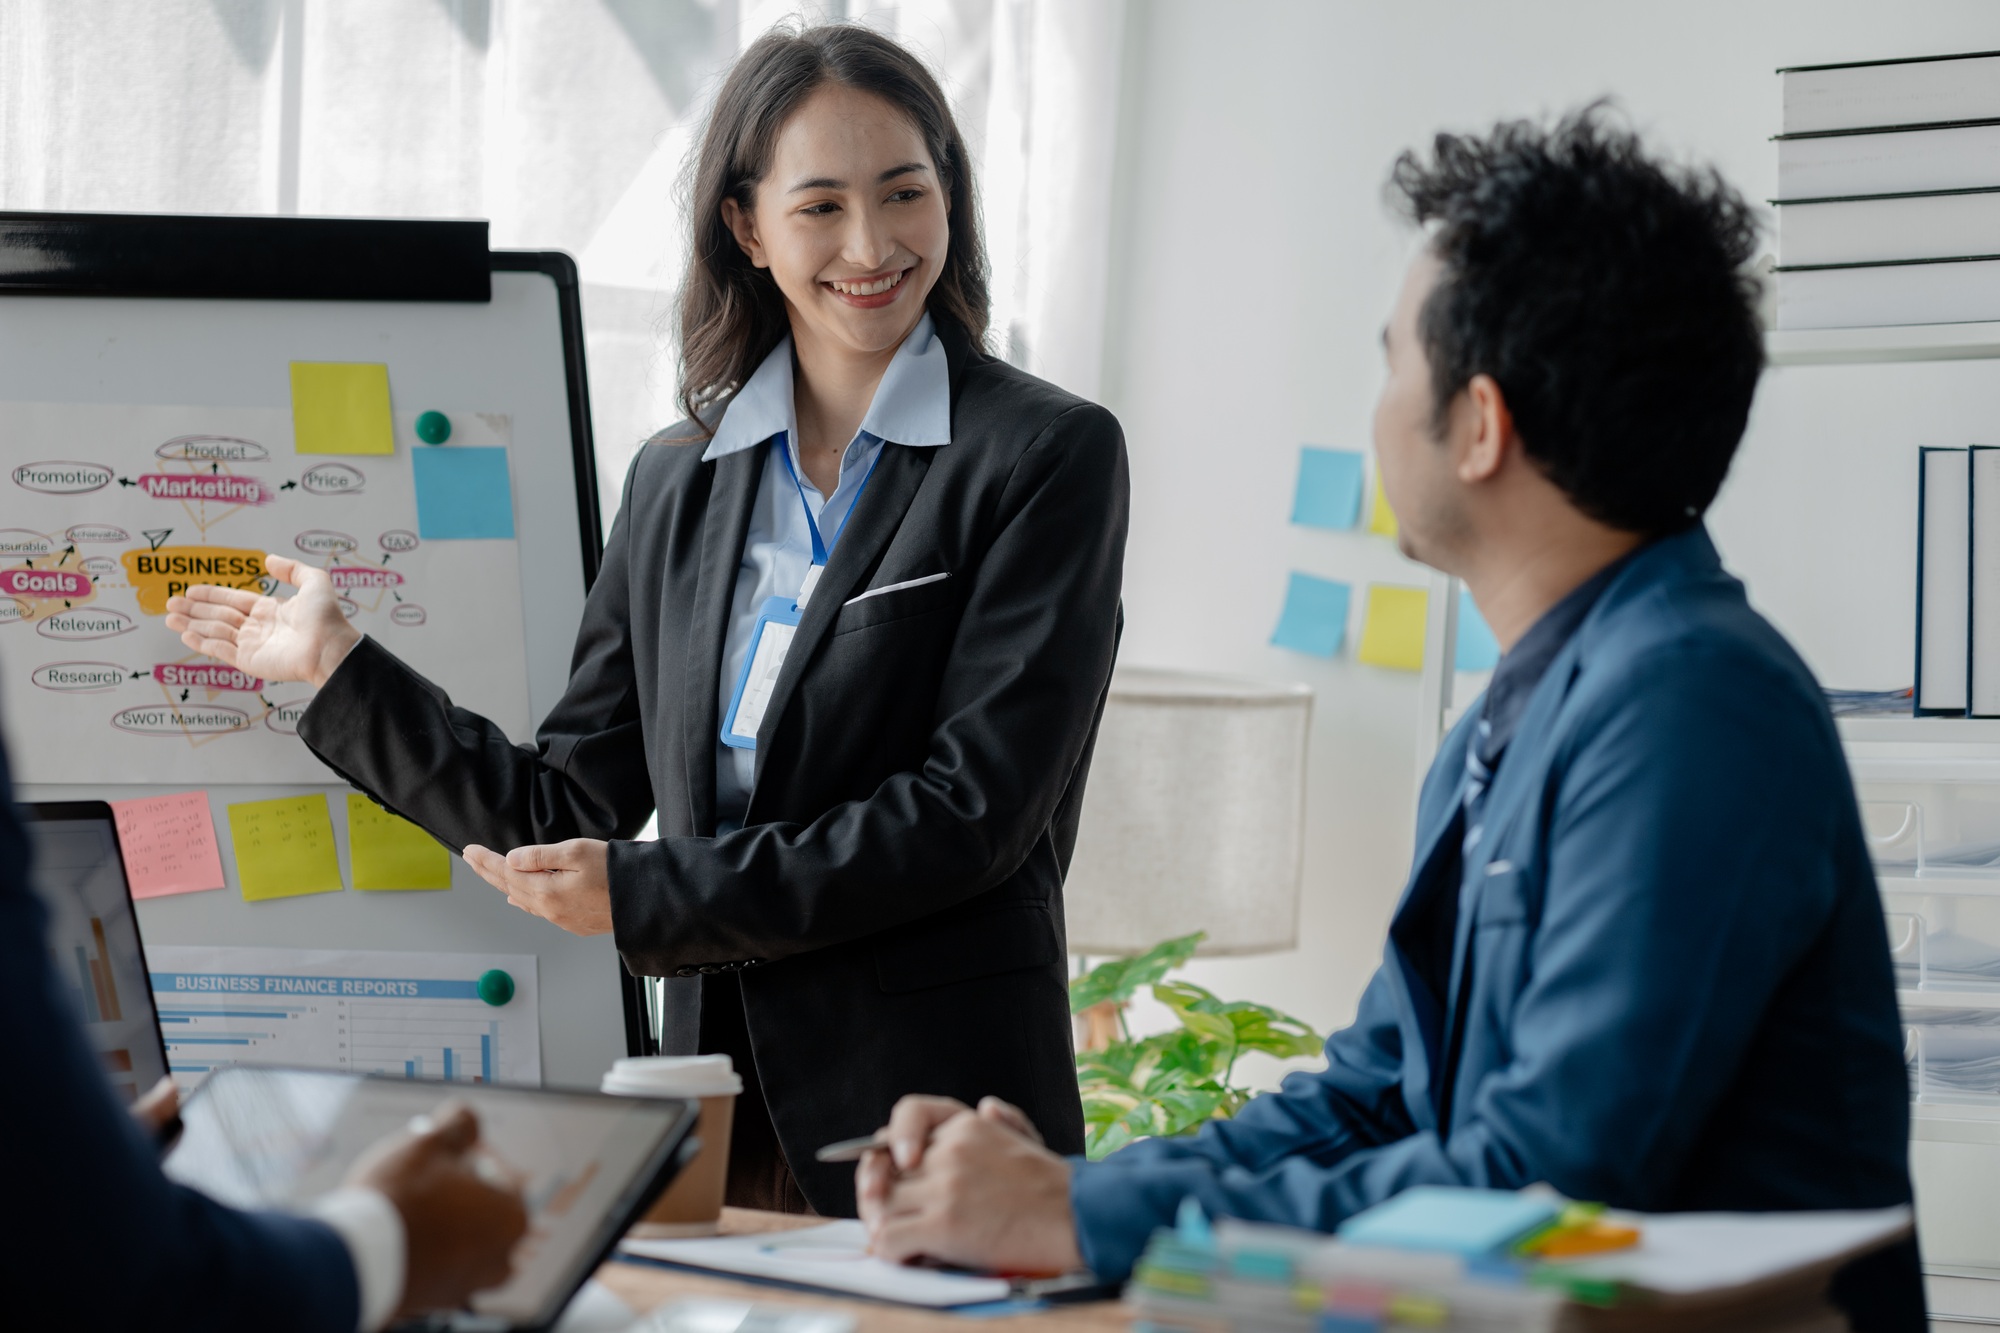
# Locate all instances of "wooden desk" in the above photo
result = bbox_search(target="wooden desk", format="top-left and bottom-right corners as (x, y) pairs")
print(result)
(595, 1208), (1132, 1332)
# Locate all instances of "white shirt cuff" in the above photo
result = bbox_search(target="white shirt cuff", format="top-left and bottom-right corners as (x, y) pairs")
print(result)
(309, 1187), (406, 1333)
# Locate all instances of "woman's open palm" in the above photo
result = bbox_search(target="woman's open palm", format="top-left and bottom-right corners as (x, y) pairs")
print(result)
(163, 554), (361, 687)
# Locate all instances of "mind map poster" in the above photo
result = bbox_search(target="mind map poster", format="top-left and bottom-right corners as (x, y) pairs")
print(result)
(0, 401), (531, 783)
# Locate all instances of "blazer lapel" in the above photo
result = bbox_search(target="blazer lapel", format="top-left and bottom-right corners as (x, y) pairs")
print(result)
(749, 443), (936, 785)
(682, 446), (765, 835)
(1382, 724), (1475, 1133)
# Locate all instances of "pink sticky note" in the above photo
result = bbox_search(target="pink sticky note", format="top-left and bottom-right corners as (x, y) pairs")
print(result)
(110, 792), (227, 899)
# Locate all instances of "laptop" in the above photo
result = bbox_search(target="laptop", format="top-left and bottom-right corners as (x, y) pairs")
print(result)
(23, 799), (172, 1103)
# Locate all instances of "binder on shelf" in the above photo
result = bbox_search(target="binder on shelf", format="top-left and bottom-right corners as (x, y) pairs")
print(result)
(1776, 256), (2000, 331)
(1781, 51), (2000, 136)
(1777, 187), (2000, 268)
(1777, 121), (2000, 202)
(1917, 446), (1970, 715)
(1972, 447), (2000, 717)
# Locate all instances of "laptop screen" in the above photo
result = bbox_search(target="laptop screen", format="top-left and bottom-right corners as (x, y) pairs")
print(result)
(24, 801), (171, 1102)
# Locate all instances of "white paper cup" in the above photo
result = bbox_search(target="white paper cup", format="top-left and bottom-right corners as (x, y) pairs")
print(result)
(602, 1055), (742, 1237)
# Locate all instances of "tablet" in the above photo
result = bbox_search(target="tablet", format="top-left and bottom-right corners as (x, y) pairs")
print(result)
(164, 1066), (697, 1331)
(22, 800), (171, 1101)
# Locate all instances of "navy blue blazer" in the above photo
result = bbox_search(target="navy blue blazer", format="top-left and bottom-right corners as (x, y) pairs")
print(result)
(0, 748), (360, 1331)
(1071, 528), (1912, 1284)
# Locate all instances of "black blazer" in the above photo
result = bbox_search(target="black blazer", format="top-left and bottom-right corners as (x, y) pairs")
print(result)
(298, 320), (1130, 1212)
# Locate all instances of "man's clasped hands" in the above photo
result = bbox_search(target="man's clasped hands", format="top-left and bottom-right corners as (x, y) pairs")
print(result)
(856, 1094), (1084, 1276)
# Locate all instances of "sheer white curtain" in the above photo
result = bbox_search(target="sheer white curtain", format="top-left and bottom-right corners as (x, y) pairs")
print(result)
(0, 0), (1125, 515)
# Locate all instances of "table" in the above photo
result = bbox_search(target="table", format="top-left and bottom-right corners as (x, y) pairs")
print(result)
(594, 1208), (1132, 1332)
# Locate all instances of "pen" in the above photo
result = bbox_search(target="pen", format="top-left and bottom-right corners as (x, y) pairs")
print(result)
(814, 1132), (888, 1163)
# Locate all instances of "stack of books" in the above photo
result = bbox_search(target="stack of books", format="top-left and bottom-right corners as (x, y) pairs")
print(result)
(1126, 1187), (1910, 1333)
(1774, 51), (2000, 330)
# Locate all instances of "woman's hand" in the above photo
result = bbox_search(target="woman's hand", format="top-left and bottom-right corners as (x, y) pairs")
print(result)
(463, 839), (614, 936)
(164, 554), (361, 688)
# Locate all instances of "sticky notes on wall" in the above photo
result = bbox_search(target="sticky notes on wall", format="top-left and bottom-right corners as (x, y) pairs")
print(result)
(1271, 572), (1351, 657)
(348, 794), (452, 891)
(227, 794), (344, 902)
(412, 447), (516, 540)
(1367, 472), (1400, 538)
(1456, 589), (1501, 672)
(1359, 585), (1428, 671)
(110, 791), (225, 899)
(290, 362), (395, 455)
(1290, 448), (1365, 530)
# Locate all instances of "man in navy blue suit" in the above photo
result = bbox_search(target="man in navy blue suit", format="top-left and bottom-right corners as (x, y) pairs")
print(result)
(854, 109), (1923, 1329)
(3, 737), (528, 1328)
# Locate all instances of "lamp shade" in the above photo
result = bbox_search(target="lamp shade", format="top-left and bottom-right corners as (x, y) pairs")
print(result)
(1064, 667), (1311, 956)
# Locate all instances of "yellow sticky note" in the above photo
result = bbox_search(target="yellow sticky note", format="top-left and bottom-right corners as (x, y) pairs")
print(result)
(348, 794), (452, 891)
(227, 794), (344, 902)
(1358, 585), (1428, 672)
(1368, 472), (1400, 537)
(290, 361), (394, 455)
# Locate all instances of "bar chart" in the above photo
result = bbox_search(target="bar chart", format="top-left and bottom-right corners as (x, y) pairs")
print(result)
(148, 945), (540, 1087)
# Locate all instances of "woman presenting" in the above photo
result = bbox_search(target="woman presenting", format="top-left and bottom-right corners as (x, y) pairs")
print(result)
(165, 23), (1126, 1217)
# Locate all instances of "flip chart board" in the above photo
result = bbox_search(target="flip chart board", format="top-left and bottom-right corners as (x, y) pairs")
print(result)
(0, 214), (639, 1089)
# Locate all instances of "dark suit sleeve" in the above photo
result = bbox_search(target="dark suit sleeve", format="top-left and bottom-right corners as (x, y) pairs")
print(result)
(1061, 643), (1845, 1279)
(605, 402), (1128, 970)
(297, 452), (655, 850)
(1, 803), (360, 1333)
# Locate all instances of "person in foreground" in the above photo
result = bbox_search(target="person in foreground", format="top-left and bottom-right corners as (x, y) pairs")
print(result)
(857, 109), (1923, 1330)
(3, 738), (528, 1328)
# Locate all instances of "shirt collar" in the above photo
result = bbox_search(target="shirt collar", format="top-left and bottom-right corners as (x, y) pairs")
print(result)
(701, 312), (951, 461)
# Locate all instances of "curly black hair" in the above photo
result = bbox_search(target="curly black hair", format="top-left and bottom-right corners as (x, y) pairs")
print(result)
(1387, 104), (1764, 535)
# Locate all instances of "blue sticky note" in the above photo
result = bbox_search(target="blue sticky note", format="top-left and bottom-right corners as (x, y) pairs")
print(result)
(411, 447), (515, 540)
(1337, 1186), (1558, 1256)
(1456, 589), (1501, 672)
(1271, 572), (1350, 657)
(1290, 447), (1365, 530)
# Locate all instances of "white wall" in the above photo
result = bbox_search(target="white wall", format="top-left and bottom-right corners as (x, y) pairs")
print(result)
(1099, 0), (2000, 1080)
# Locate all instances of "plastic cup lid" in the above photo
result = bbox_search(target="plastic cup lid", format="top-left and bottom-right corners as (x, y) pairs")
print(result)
(601, 1053), (743, 1097)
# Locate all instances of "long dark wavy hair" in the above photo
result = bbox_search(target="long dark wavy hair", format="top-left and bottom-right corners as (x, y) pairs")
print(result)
(674, 24), (990, 437)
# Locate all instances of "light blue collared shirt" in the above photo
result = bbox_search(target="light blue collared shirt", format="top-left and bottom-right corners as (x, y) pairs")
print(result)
(702, 313), (952, 828)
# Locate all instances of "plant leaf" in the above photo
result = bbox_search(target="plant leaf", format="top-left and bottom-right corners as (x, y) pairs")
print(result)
(1068, 931), (1206, 1012)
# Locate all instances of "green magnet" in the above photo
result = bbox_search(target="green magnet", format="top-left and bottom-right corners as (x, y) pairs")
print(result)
(415, 410), (452, 444)
(476, 968), (515, 1007)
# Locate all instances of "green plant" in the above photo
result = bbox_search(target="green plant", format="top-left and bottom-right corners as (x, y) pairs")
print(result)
(1071, 931), (1325, 1159)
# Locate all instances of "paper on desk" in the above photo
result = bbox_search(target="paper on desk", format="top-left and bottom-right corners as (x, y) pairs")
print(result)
(1549, 1205), (1911, 1295)
(619, 1220), (1012, 1308)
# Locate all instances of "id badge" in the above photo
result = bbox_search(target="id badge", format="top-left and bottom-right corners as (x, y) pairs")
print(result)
(720, 595), (802, 750)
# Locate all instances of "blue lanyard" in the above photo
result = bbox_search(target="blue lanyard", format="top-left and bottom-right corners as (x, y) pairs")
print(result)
(775, 432), (884, 565)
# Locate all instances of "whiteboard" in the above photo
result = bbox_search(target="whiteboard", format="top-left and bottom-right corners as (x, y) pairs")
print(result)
(0, 257), (632, 1091)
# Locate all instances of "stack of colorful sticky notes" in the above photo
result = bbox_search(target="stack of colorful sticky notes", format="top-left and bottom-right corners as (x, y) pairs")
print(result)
(1126, 1186), (1907, 1332)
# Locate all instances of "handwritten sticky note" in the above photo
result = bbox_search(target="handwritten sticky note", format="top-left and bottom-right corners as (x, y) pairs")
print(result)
(1367, 466), (1399, 538)
(348, 794), (452, 890)
(291, 362), (395, 455)
(1291, 448), (1365, 530)
(1271, 572), (1351, 658)
(227, 794), (344, 902)
(1359, 585), (1428, 671)
(412, 447), (515, 540)
(110, 792), (226, 899)
(1456, 589), (1501, 673)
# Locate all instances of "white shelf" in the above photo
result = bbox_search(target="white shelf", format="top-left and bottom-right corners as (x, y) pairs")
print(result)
(1881, 874), (2000, 898)
(1766, 321), (2000, 366)
(1902, 988), (2000, 1010)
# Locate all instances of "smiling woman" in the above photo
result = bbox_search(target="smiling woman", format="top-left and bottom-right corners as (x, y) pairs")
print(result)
(164, 22), (1129, 1223)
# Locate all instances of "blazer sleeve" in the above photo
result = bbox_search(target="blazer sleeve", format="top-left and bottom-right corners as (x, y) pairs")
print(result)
(1060, 641), (1847, 1279)
(296, 452), (655, 850)
(604, 402), (1128, 970)
(0, 801), (361, 1333)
